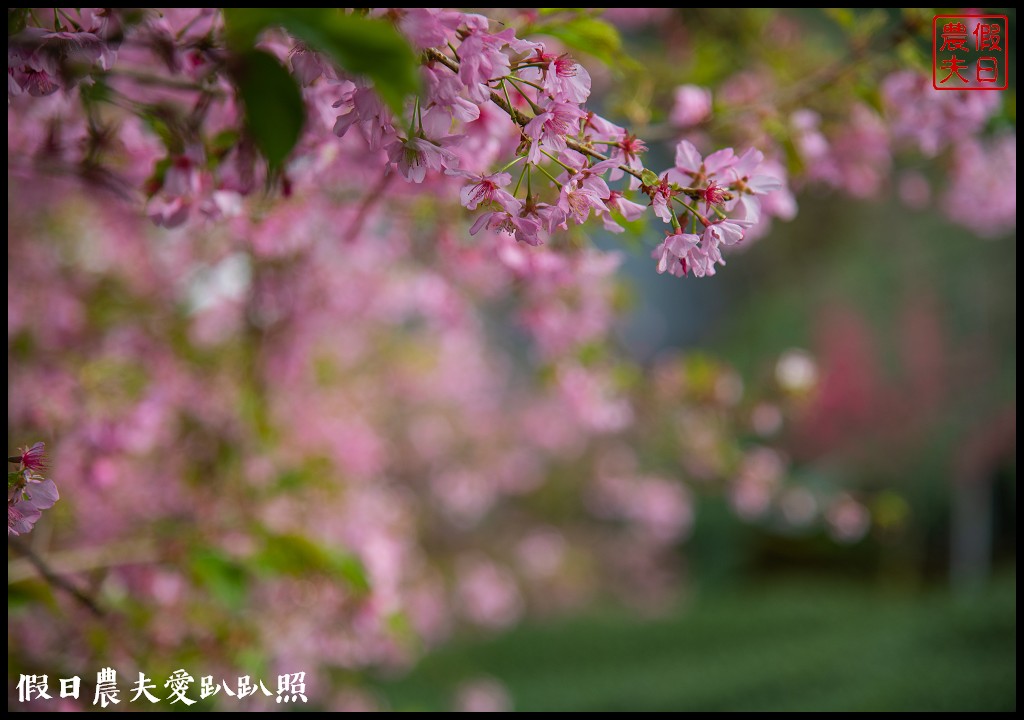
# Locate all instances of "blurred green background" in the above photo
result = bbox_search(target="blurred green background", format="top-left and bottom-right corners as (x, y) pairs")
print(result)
(376, 185), (1017, 710)
(375, 573), (1015, 711)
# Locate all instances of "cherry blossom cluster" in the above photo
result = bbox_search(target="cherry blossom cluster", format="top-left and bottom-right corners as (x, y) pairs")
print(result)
(649, 141), (783, 277)
(8, 442), (58, 535)
(325, 9), (788, 276)
(706, 65), (1012, 237)
(664, 61), (1012, 240)
(7, 8), (791, 280)
(8, 160), (708, 693)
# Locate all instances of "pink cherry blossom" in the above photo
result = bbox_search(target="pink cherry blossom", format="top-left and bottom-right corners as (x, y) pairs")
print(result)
(599, 190), (648, 233)
(943, 133), (1016, 238)
(454, 678), (512, 713)
(457, 28), (513, 103)
(17, 442), (47, 472)
(388, 136), (459, 183)
(647, 176), (676, 224)
(8, 442), (58, 536)
(469, 209), (543, 246)
(605, 191), (647, 222)
(333, 84), (395, 151)
(882, 70), (1000, 157)
(557, 174), (609, 225)
(519, 49), (592, 104)
(523, 100), (587, 164)
(422, 64), (481, 124)
(290, 45), (335, 87)
(393, 7), (459, 50)
(670, 139), (737, 183)
(652, 231), (700, 277)
(454, 170), (521, 213)
(670, 84), (713, 127)
(8, 498), (42, 536)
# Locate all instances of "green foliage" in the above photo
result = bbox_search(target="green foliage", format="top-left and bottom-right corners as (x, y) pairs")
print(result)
(189, 533), (371, 611)
(374, 575), (1017, 711)
(189, 548), (250, 611)
(254, 532), (371, 592)
(223, 8), (419, 116)
(78, 77), (112, 106)
(8, 8), (28, 36)
(529, 14), (634, 70)
(230, 49), (305, 173)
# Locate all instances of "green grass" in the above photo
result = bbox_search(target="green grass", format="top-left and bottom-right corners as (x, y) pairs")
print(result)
(373, 573), (1016, 711)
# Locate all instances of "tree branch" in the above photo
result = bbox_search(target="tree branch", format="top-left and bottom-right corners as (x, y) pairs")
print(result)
(8, 535), (105, 617)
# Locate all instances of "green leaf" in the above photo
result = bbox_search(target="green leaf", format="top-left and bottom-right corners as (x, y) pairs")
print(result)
(190, 549), (249, 611)
(230, 49), (305, 172)
(223, 8), (419, 116)
(78, 77), (112, 106)
(640, 169), (660, 187)
(255, 532), (371, 593)
(530, 16), (626, 68)
(385, 611), (420, 653)
(221, 8), (274, 49)
(255, 533), (333, 576)
(332, 551), (371, 593)
(824, 8), (857, 31)
(896, 39), (930, 75)
(144, 157), (171, 198)
(209, 129), (241, 154)
(538, 8), (588, 16)
(8, 8), (28, 36)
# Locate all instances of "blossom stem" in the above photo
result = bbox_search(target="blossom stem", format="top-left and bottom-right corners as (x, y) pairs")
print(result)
(412, 95), (423, 136)
(504, 77), (544, 115)
(513, 161), (528, 196)
(56, 7), (82, 31)
(535, 162), (562, 189)
(174, 10), (206, 40)
(670, 208), (682, 233)
(539, 149), (575, 173)
(345, 170), (394, 243)
(108, 68), (221, 93)
(423, 48), (648, 186)
(673, 197), (710, 225)
(499, 79), (516, 122)
(500, 155), (526, 173)
(507, 75), (545, 93)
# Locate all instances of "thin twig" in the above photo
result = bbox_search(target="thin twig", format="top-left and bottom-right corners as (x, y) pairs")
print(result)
(423, 48), (710, 201)
(7, 539), (158, 583)
(425, 49), (643, 179)
(107, 66), (223, 94)
(8, 535), (105, 617)
(346, 169), (395, 242)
